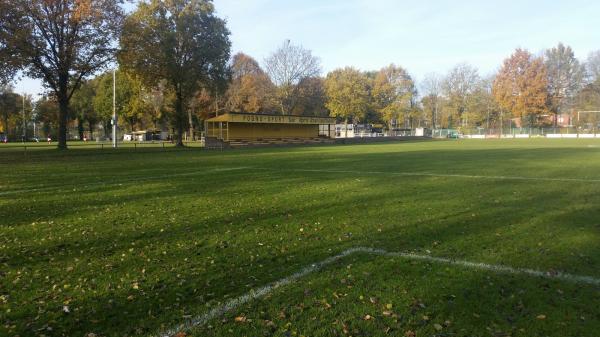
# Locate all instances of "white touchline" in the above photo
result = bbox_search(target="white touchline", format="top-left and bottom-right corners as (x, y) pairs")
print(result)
(156, 246), (600, 337)
(259, 168), (600, 183)
(0, 167), (253, 196)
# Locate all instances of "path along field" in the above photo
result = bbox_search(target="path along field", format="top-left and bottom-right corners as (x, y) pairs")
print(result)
(1, 139), (599, 337)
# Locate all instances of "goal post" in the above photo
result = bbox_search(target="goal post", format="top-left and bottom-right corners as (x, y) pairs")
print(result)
(576, 111), (600, 131)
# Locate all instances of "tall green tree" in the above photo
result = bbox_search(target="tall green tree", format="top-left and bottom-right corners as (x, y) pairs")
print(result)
(119, 0), (231, 146)
(35, 95), (60, 138)
(0, 0), (124, 149)
(324, 67), (370, 136)
(544, 43), (584, 125)
(143, 80), (171, 130)
(0, 85), (20, 137)
(93, 70), (146, 134)
(0, 2), (20, 86)
(70, 79), (98, 140)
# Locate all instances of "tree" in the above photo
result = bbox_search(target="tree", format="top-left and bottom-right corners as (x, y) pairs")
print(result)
(585, 51), (600, 84)
(421, 73), (443, 129)
(0, 2), (20, 86)
(324, 67), (370, 136)
(292, 77), (328, 116)
(493, 49), (549, 127)
(93, 70), (146, 134)
(372, 64), (415, 128)
(0, 85), (20, 137)
(70, 79), (98, 140)
(544, 43), (584, 125)
(264, 40), (321, 114)
(575, 82), (600, 125)
(443, 63), (480, 128)
(226, 53), (275, 113)
(35, 95), (60, 139)
(143, 80), (171, 130)
(467, 76), (501, 130)
(119, 0), (231, 146)
(0, 1), (124, 149)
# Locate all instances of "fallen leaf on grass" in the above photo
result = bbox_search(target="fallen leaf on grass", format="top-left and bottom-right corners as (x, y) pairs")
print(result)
(536, 314), (546, 320)
(235, 316), (247, 323)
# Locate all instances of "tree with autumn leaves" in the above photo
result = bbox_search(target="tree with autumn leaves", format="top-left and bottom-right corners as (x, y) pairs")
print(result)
(372, 64), (416, 128)
(493, 49), (550, 127)
(119, 0), (231, 147)
(226, 53), (275, 114)
(324, 67), (370, 136)
(1, 0), (124, 149)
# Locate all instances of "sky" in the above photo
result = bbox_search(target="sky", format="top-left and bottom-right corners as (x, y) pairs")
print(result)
(13, 0), (600, 97)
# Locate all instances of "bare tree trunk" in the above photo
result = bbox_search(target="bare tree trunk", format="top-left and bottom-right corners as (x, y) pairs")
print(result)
(432, 101), (437, 129)
(57, 91), (69, 149)
(88, 122), (94, 141)
(188, 104), (194, 141)
(78, 118), (84, 141)
(344, 118), (348, 138)
(174, 90), (185, 147)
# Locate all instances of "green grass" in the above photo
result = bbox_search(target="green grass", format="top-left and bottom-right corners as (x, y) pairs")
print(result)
(1, 139), (599, 337)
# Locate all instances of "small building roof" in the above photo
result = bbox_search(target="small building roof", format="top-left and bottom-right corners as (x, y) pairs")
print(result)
(206, 112), (335, 125)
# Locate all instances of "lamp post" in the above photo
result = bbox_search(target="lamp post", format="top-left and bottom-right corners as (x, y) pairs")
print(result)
(22, 94), (26, 143)
(112, 69), (117, 148)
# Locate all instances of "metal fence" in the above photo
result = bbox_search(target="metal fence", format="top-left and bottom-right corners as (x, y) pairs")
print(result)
(0, 141), (205, 153)
(433, 127), (600, 139)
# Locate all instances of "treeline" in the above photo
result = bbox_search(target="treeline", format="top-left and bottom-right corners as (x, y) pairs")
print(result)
(1, 1), (600, 148)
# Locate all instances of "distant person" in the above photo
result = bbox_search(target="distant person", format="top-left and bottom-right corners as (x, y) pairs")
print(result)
(47, 136), (51, 144)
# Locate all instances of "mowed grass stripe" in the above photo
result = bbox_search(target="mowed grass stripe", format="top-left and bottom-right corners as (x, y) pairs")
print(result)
(0, 166), (253, 196)
(257, 167), (600, 183)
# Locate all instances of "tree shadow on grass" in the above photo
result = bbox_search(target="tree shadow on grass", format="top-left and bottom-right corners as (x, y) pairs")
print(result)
(4, 171), (600, 336)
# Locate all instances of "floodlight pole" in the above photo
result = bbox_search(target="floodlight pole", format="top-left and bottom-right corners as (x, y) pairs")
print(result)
(22, 94), (26, 142)
(112, 69), (117, 148)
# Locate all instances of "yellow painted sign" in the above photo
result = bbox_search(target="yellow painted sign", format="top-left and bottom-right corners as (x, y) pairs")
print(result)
(228, 114), (335, 125)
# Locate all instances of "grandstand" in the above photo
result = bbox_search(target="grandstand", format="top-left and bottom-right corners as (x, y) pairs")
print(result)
(204, 113), (335, 148)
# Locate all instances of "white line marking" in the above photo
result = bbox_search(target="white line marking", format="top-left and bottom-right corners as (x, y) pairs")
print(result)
(0, 167), (252, 196)
(261, 168), (600, 183)
(157, 246), (600, 337)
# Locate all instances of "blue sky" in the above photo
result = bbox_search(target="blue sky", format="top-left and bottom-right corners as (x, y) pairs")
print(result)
(14, 0), (600, 97)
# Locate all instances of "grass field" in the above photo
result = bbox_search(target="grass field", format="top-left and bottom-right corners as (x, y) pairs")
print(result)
(1, 139), (600, 337)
